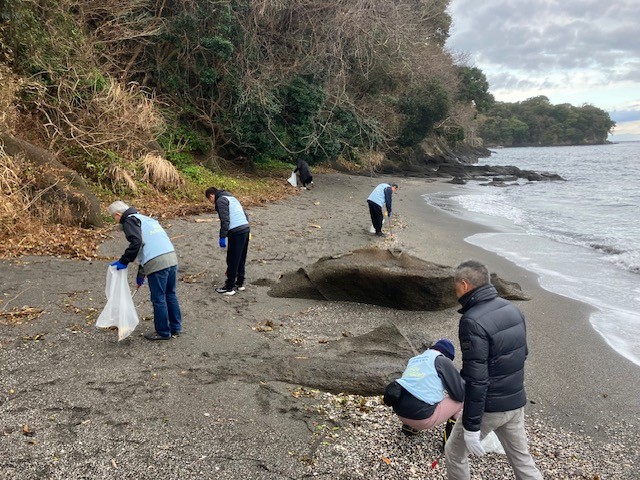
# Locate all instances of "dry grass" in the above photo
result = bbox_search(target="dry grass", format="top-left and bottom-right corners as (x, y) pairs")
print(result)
(331, 151), (385, 175)
(0, 146), (32, 232)
(360, 150), (385, 176)
(106, 164), (138, 192)
(34, 71), (165, 169)
(141, 153), (184, 191)
(0, 64), (21, 133)
(0, 141), (294, 260)
(0, 145), (110, 259)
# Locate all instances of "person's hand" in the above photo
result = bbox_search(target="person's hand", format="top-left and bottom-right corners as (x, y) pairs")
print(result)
(136, 275), (145, 287)
(110, 260), (127, 270)
(463, 428), (486, 456)
(388, 211), (392, 219)
(219, 237), (227, 248)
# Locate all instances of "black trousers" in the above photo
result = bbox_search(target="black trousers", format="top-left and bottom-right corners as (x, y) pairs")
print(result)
(226, 231), (250, 289)
(301, 175), (313, 187)
(368, 200), (384, 234)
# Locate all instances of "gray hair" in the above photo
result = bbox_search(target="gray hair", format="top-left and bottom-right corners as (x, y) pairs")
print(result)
(454, 260), (490, 288)
(107, 201), (130, 216)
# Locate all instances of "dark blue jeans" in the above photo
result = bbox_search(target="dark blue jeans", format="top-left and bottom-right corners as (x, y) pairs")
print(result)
(147, 265), (182, 337)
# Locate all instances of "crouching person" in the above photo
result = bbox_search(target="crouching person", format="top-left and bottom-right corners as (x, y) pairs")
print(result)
(384, 339), (464, 443)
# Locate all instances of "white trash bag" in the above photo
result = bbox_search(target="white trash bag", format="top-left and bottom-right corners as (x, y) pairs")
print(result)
(96, 266), (139, 341)
(481, 431), (506, 454)
(287, 171), (297, 187)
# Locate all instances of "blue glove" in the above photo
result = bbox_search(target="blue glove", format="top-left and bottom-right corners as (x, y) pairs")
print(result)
(136, 275), (145, 287)
(110, 260), (127, 270)
(219, 237), (227, 248)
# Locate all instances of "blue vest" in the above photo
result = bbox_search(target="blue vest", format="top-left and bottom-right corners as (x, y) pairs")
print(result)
(131, 214), (175, 266)
(226, 196), (249, 231)
(396, 349), (445, 405)
(367, 183), (390, 207)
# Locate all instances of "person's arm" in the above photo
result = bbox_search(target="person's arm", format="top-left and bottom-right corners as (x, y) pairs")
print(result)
(460, 316), (490, 432)
(384, 186), (393, 215)
(118, 216), (142, 265)
(435, 356), (465, 402)
(217, 197), (230, 238)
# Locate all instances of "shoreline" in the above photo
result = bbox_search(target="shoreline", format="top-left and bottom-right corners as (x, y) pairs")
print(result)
(394, 176), (640, 431)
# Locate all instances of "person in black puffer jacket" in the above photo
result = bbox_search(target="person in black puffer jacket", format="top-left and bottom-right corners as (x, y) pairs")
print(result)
(444, 260), (542, 480)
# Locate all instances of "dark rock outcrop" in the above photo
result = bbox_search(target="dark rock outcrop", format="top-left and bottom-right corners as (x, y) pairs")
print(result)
(268, 247), (530, 310)
(269, 322), (417, 395)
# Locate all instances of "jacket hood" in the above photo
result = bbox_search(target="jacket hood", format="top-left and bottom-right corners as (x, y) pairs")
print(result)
(214, 189), (231, 201)
(458, 283), (498, 313)
(119, 207), (139, 224)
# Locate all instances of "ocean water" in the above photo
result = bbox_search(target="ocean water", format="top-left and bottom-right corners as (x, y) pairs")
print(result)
(423, 142), (640, 368)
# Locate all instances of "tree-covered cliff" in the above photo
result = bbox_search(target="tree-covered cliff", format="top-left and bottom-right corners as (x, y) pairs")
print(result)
(478, 95), (615, 147)
(1, 0), (475, 172)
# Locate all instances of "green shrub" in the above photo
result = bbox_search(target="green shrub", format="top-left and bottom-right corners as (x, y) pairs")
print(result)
(398, 80), (450, 147)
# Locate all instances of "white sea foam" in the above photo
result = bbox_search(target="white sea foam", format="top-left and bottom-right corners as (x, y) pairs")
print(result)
(465, 232), (640, 367)
(423, 143), (640, 368)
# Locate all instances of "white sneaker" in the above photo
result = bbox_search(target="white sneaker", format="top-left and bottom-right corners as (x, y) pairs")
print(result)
(235, 285), (246, 292)
(215, 287), (236, 296)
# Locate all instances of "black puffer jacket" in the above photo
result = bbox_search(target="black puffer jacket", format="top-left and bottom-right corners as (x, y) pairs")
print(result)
(458, 284), (528, 431)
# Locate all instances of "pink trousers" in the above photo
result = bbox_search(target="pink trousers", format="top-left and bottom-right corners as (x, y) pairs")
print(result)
(396, 397), (462, 431)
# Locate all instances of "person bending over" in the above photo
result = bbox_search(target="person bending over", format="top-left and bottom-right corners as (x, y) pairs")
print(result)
(205, 187), (250, 296)
(107, 201), (182, 340)
(294, 158), (314, 189)
(367, 182), (397, 237)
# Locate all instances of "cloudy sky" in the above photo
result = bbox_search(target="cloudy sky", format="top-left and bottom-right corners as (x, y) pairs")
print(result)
(446, 0), (640, 140)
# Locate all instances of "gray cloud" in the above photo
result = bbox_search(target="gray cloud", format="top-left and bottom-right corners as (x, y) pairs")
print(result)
(446, 0), (640, 114)
(447, 0), (640, 73)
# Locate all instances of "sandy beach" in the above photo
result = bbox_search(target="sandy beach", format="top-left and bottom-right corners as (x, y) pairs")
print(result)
(1, 172), (638, 479)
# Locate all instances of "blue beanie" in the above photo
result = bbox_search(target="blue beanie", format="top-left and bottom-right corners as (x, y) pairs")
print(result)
(431, 339), (455, 360)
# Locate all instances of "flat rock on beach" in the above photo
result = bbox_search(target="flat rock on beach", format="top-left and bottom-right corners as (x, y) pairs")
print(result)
(1, 173), (638, 479)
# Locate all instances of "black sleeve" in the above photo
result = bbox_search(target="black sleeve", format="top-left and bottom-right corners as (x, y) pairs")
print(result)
(435, 356), (465, 402)
(293, 166), (299, 173)
(384, 187), (393, 215)
(460, 316), (490, 431)
(216, 197), (230, 238)
(118, 216), (142, 265)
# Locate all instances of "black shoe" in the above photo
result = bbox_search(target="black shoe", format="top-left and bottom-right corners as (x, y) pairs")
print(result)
(401, 424), (420, 436)
(216, 287), (236, 296)
(144, 332), (171, 341)
(375, 232), (387, 237)
(171, 331), (183, 337)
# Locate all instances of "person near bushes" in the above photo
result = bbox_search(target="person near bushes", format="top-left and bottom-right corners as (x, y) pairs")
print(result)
(205, 187), (250, 296)
(294, 158), (314, 189)
(384, 339), (464, 442)
(107, 201), (182, 341)
(367, 182), (398, 237)
(445, 260), (543, 480)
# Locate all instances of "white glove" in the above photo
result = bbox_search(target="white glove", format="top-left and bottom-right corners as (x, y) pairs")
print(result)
(463, 428), (487, 456)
